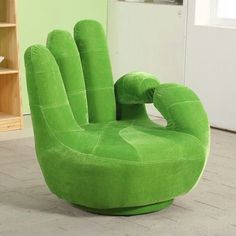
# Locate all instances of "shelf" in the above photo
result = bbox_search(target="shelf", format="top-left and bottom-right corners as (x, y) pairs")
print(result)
(0, 112), (21, 131)
(0, 67), (18, 75)
(0, 0), (16, 24)
(0, 0), (21, 132)
(0, 23), (16, 28)
(0, 112), (19, 119)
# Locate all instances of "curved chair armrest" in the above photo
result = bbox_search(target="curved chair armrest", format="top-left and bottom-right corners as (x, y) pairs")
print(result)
(154, 83), (210, 148)
(115, 72), (160, 120)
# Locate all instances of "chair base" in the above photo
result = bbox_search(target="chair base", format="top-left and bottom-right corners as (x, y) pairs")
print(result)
(76, 199), (174, 216)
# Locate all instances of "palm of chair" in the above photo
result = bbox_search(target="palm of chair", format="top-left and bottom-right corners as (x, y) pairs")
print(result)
(24, 20), (210, 216)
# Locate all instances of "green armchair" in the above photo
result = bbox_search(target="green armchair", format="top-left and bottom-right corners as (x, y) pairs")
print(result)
(24, 20), (210, 216)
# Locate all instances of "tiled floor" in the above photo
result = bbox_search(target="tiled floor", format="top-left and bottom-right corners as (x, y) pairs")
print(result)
(0, 116), (236, 236)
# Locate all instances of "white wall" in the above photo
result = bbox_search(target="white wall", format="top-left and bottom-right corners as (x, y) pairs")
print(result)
(108, 0), (236, 131)
(185, 0), (236, 131)
(108, 0), (187, 115)
(108, 0), (186, 82)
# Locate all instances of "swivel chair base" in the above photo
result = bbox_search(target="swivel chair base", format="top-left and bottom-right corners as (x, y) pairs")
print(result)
(76, 199), (173, 216)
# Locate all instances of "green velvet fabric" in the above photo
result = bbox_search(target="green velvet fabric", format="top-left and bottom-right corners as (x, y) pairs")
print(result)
(47, 30), (88, 125)
(24, 20), (210, 215)
(74, 20), (116, 123)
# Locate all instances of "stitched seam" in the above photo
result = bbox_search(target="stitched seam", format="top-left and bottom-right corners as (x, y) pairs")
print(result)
(91, 122), (113, 155)
(119, 120), (144, 162)
(30, 102), (69, 110)
(66, 87), (113, 95)
(166, 100), (200, 110)
(28, 65), (59, 74)
(67, 90), (86, 96)
(86, 87), (113, 92)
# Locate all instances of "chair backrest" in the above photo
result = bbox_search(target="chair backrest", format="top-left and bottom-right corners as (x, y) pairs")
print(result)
(25, 45), (83, 146)
(47, 30), (89, 125)
(25, 20), (116, 137)
(74, 20), (116, 123)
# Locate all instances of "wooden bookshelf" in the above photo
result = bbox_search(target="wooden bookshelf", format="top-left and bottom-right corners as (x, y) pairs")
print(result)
(0, 0), (22, 131)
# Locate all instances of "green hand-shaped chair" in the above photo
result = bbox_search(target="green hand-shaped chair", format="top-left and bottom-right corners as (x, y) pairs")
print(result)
(24, 20), (210, 216)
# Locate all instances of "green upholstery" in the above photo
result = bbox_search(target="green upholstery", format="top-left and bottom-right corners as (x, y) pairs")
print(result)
(24, 20), (210, 216)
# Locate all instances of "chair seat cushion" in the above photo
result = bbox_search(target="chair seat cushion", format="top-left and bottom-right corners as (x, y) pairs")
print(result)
(58, 119), (205, 163)
(39, 119), (206, 210)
